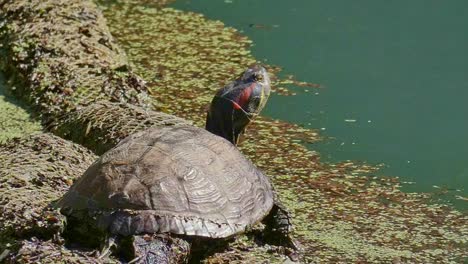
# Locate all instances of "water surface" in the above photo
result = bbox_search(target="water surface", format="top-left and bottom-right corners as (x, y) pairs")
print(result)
(172, 0), (468, 208)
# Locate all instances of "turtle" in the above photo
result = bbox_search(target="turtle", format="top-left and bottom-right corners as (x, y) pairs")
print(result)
(57, 65), (296, 263)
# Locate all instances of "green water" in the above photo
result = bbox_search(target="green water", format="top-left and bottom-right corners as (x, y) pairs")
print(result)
(172, 0), (468, 208)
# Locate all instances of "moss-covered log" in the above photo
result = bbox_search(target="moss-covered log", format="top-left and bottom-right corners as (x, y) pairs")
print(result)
(0, 0), (194, 154)
(54, 101), (190, 154)
(0, 0), (149, 109)
(7, 238), (119, 263)
(0, 0), (151, 138)
(0, 133), (104, 261)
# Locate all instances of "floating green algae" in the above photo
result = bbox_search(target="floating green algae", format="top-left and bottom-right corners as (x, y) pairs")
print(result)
(0, 74), (41, 143)
(100, 1), (467, 263)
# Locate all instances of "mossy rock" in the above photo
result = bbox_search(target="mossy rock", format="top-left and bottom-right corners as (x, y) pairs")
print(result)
(0, 133), (97, 260)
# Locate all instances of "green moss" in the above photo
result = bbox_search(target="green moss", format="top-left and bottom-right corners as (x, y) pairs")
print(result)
(0, 76), (41, 143)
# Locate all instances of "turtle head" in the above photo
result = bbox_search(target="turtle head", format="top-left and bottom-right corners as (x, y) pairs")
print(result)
(239, 64), (270, 86)
(205, 64), (271, 145)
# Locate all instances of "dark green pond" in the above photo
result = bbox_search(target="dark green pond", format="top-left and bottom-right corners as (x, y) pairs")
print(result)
(172, 0), (468, 209)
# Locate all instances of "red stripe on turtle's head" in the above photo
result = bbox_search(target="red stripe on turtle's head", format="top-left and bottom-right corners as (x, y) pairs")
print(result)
(235, 82), (256, 110)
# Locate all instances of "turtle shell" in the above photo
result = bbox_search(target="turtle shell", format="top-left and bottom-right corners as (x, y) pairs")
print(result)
(58, 126), (274, 239)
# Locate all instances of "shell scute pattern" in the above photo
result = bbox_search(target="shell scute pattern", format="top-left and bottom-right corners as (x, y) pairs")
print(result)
(59, 125), (274, 238)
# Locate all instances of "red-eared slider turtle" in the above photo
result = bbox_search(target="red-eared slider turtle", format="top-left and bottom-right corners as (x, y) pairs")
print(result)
(57, 65), (295, 263)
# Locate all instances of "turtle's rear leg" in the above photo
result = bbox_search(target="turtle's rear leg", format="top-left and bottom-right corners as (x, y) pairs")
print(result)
(128, 234), (190, 264)
(262, 203), (300, 251)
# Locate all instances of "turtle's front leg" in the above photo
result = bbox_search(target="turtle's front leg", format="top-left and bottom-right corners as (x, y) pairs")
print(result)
(128, 234), (191, 264)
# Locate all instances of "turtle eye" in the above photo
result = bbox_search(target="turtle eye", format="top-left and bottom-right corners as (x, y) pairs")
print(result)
(253, 73), (263, 82)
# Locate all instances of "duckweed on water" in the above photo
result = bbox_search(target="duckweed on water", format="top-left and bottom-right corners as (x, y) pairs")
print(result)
(100, 1), (467, 262)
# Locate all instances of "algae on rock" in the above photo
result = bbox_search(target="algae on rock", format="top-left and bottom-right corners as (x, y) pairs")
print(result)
(0, 134), (97, 257)
(0, 0), (150, 133)
(0, 73), (41, 143)
(0, 0), (194, 153)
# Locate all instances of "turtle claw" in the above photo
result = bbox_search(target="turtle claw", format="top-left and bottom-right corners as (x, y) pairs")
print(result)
(128, 256), (142, 264)
(98, 236), (117, 260)
(284, 234), (301, 252)
(277, 235), (302, 262)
